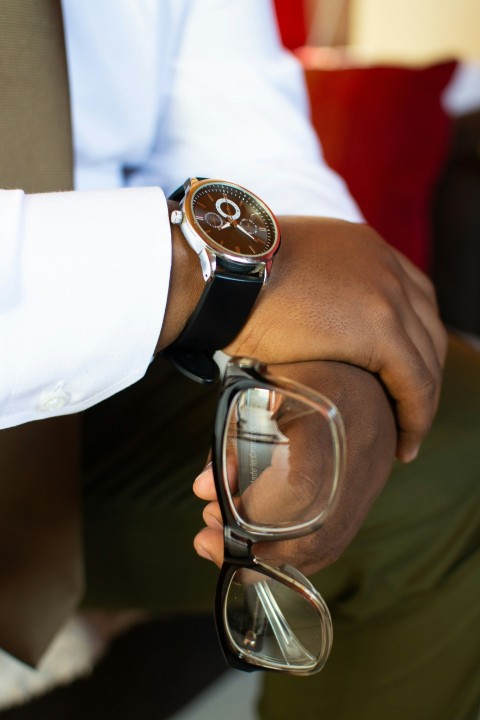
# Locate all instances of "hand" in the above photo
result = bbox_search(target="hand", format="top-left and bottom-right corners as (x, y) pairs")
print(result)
(225, 218), (447, 462)
(193, 360), (397, 575)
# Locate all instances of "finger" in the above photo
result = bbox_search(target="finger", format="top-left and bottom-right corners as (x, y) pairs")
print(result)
(367, 273), (444, 461)
(395, 259), (448, 368)
(192, 462), (216, 501)
(381, 253), (446, 370)
(392, 248), (438, 302)
(393, 252), (447, 354)
(377, 333), (437, 462)
(202, 501), (223, 530)
(193, 527), (224, 568)
(392, 292), (445, 459)
(395, 275), (444, 395)
(193, 454), (240, 500)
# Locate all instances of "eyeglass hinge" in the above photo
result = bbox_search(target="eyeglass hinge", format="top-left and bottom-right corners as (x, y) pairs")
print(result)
(224, 527), (252, 561)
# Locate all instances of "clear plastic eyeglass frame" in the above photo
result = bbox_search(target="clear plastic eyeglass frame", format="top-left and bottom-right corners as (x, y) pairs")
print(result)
(212, 357), (346, 676)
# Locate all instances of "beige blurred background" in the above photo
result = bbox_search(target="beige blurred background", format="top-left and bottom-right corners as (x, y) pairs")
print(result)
(305, 0), (480, 62)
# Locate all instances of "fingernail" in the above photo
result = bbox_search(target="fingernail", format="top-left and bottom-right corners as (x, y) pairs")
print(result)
(196, 461), (212, 479)
(404, 445), (420, 463)
(196, 545), (214, 562)
(205, 513), (223, 531)
(193, 462), (212, 487)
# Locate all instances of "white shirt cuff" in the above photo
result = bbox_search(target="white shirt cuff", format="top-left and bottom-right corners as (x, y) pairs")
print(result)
(0, 186), (170, 428)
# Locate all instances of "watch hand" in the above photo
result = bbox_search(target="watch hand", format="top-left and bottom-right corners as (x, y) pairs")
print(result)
(235, 222), (262, 243)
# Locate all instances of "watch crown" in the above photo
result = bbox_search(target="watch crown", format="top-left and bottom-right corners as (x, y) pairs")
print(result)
(171, 209), (184, 225)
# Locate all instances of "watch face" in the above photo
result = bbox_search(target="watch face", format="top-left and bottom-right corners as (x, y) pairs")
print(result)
(189, 181), (279, 260)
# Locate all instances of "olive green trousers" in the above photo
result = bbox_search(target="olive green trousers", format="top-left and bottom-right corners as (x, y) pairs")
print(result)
(82, 336), (480, 720)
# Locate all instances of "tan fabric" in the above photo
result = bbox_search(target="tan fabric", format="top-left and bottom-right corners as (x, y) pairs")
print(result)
(0, 0), (73, 192)
(0, 1), (83, 665)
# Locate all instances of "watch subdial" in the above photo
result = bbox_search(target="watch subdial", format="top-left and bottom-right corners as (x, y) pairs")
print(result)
(216, 197), (241, 220)
(240, 218), (259, 236)
(204, 212), (223, 229)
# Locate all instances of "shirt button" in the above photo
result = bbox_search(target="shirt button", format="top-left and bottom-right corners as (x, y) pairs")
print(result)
(36, 390), (71, 412)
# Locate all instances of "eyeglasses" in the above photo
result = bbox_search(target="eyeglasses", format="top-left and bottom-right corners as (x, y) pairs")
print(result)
(212, 357), (346, 676)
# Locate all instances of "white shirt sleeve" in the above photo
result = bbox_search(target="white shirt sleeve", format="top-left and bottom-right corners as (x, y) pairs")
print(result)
(127, 0), (362, 222)
(0, 186), (170, 429)
(0, 0), (362, 429)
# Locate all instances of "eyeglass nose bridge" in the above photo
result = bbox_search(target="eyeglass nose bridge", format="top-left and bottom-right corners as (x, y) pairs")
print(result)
(224, 525), (252, 561)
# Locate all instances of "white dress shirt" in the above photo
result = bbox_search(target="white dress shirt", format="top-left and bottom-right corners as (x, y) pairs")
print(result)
(0, 0), (361, 429)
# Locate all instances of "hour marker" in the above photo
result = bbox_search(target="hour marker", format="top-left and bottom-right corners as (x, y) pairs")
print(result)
(248, 245), (256, 253)
(235, 246), (241, 253)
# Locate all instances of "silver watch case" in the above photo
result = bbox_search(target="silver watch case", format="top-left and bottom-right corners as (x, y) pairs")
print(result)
(171, 177), (280, 283)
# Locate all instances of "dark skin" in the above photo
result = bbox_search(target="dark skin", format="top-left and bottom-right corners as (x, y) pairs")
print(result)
(159, 211), (446, 462)
(159, 211), (445, 573)
(193, 360), (397, 576)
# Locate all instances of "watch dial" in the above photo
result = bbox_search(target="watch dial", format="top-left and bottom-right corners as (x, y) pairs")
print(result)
(191, 182), (278, 258)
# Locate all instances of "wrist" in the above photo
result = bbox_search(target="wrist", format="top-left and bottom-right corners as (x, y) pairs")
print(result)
(160, 178), (280, 383)
(155, 200), (204, 352)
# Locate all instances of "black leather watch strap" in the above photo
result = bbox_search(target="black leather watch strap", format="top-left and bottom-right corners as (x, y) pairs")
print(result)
(163, 268), (263, 384)
(169, 181), (192, 202)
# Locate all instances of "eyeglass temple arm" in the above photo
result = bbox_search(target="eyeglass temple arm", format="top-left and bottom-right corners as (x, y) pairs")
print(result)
(236, 388), (286, 493)
(236, 388), (316, 665)
(253, 580), (316, 666)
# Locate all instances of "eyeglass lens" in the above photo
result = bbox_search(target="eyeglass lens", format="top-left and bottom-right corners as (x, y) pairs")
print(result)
(223, 387), (339, 530)
(224, 567), (330, 673)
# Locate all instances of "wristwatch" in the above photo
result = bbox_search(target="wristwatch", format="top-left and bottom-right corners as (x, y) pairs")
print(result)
(163, 177), (281, 384)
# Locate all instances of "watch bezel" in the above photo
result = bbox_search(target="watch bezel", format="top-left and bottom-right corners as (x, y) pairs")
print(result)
(181, 178), (281, 268)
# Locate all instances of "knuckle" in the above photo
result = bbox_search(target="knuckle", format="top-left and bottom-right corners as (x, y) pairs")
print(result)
(373, 295), (402, 334)
(419, 369), (438, 404)
(424, 275), (437, 301)
(406, 371), (438, 436)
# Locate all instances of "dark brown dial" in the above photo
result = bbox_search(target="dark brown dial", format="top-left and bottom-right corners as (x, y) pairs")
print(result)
(191, 182), (278, 258)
